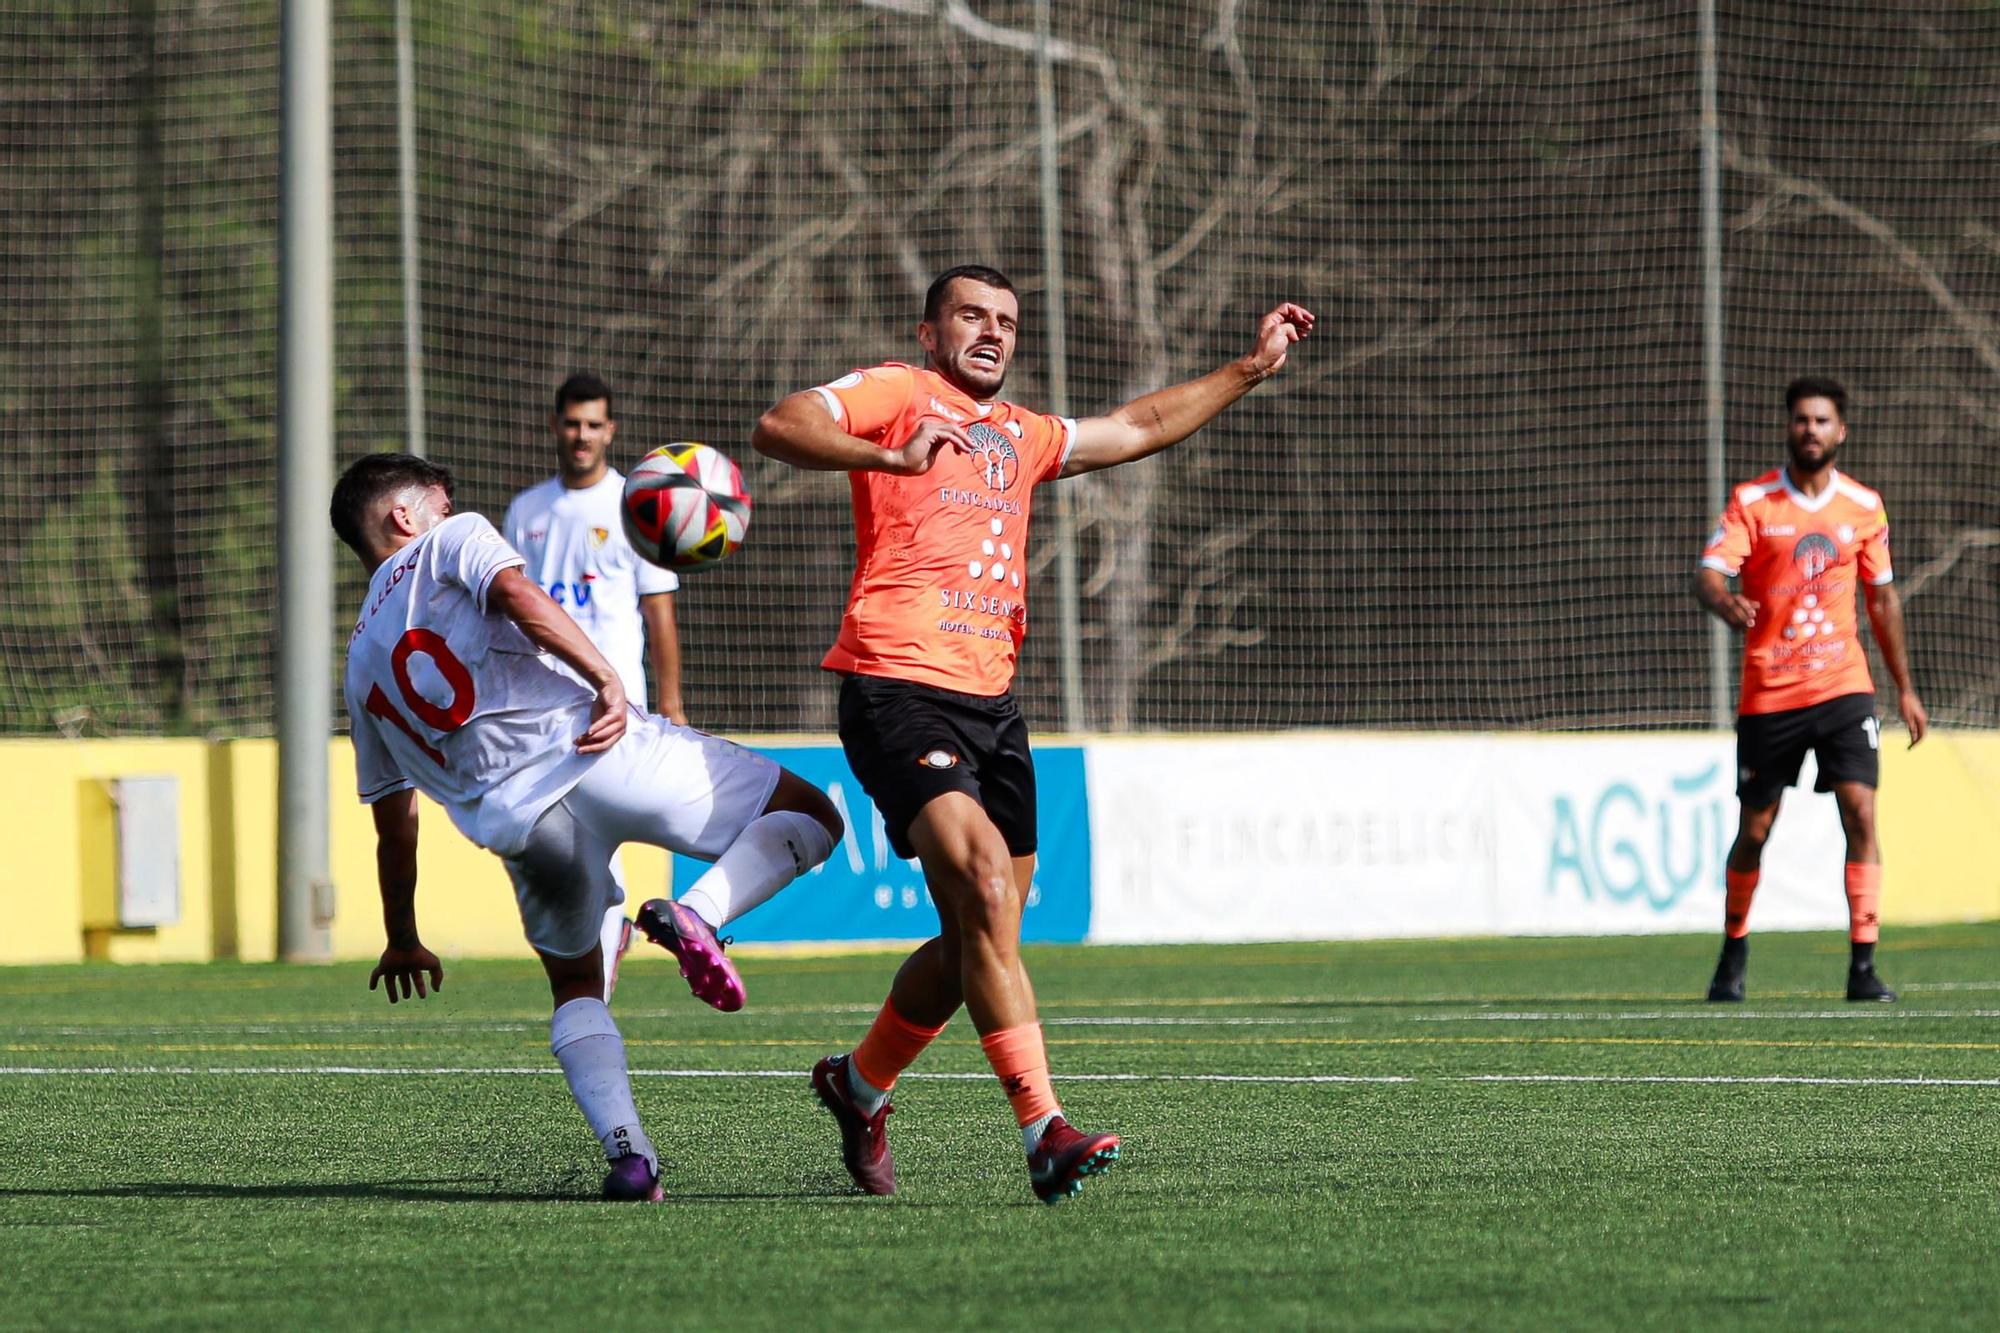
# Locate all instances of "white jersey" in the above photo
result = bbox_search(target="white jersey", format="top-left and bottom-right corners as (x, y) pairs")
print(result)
(343, 511), (601, 857)
(502, 472), (678, 703)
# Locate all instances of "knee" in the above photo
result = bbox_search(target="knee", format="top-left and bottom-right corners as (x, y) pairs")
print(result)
(771, 774), (844, 857)
(948, 855), (1020, 940)
(1736, 808), (1778, 848)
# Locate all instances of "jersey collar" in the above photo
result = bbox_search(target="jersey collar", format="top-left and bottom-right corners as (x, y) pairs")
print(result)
(1779, 466), (1841, 513)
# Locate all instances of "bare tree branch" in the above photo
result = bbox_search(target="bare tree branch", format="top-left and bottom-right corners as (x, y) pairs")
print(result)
(1728, 140), (2000, 383)
(1896, 526), (2000, 600)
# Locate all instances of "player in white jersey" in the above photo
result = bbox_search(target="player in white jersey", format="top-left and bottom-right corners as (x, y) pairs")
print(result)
(503, 375), (685, 997)
(331, 453), (843, 1201)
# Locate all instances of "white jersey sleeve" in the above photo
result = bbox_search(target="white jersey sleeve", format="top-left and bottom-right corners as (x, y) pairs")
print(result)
(350, 702), (414, 804)
(431, 510), (524, 612)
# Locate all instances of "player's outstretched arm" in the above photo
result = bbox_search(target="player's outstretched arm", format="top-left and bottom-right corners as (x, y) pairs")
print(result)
(486, 567), (628, 754)
(1060, 302), (1314, 479)
(752, 393), (968, 476)
(1864, 582), (1928, 746)
(1693, 568), (1759, 629)
(641, 592), (686, 725)
(367, 790), (444, 1004)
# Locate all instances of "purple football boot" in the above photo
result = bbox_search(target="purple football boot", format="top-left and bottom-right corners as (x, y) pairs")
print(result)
(636, 898), (746, 1012)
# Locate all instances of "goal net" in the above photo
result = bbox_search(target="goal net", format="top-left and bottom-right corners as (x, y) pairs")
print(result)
(3, 1), (1996, 736)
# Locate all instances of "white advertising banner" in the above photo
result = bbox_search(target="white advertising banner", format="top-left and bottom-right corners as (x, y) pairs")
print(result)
(1487, 736), (1846, 936)
(1086, 736), (1499, 943)
(1086, 734), (1849, 943)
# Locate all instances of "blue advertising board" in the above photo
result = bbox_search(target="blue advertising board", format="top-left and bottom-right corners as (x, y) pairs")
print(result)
(671, 744), (1091, 944)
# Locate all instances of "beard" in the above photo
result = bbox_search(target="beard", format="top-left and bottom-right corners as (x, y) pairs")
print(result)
(937, 348), (1007, 398)
(1788, 438), (1840, 475)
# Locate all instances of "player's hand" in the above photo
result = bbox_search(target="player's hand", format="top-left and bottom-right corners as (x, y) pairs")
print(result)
(882, 419), (972, 476)
(1900, 690), (1929, 747)
(1243, 302), (1316, 380)
(370, 945), (444, 1004)
(576, 678), (629, 754)
(1715, 594), (1759, 629)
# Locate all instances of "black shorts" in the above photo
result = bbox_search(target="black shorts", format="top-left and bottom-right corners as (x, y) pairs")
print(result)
(836, 674), (1037, 861)
(1735, 692), (1880, 806)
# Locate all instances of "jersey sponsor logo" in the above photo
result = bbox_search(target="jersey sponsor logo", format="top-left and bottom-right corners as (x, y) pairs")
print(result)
(526, 528), (546, 543)
(1792, 533), (1838, 580)
(545, 579), (594, 608)
(928, 396), (967, 423)
(965, 422), (1018, 490)
(1761, 524), (1796, 536)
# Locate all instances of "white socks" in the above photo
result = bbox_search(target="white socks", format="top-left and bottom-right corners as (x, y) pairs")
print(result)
(550, 997), (654, 1170)
(679, 810), (837, 930)
(845, 1056), (891, 1116)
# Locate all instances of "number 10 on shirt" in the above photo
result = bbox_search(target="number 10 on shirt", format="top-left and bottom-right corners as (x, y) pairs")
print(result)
(364, 628), (474, 767)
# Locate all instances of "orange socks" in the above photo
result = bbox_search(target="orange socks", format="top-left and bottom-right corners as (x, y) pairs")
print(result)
(850, 997), (948, 1094)
(1724, 868), (1760, 939)
(1845, 862), (1883, 944)
(979, 1023), (1060, 1128)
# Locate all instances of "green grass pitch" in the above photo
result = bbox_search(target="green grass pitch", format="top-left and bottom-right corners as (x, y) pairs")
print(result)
(4, 924), (2000, 1330)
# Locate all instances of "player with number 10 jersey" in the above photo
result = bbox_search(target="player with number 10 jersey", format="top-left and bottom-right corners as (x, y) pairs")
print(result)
(345, 505), (600, 855)
(331, 452), (842, 1204)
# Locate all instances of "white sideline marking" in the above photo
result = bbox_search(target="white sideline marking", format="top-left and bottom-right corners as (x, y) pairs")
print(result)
(0, 1066), (1407, 1084)
(1, 1066), (1997, 1089)
(1053, 1010), (2000, 1026)
(1465, 1074), (2000, 1088)
(14, 1008), (1995, 1040)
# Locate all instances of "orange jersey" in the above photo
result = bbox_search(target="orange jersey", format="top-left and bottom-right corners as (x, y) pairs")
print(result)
(1702, 467), (1893, 715)
(811, 363), (1076, 696)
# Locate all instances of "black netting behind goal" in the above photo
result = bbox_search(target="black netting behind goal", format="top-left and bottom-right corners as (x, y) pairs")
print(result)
(3, 1), (1996, 736)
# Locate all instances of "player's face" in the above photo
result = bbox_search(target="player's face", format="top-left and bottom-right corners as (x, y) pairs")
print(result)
(552, 398), (616, 485)
(919, 281), (1019, 399)
(1786, 396), (1846, 474)
(398, 484), (452, 534)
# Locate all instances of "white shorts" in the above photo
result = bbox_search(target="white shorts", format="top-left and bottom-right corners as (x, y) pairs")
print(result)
(502, 715), (781, 958)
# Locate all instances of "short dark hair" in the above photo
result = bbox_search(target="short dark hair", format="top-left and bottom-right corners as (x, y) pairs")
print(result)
(555, 373), (614, 416)
(923, 265), (1015, 324)
(330, 452), (456, 554)
(1785, 376), (1847, 418)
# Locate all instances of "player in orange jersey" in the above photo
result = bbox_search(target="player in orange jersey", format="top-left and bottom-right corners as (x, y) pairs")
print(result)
(754, 264), (1312, 1203)
(1695, 377), (1927, 1003)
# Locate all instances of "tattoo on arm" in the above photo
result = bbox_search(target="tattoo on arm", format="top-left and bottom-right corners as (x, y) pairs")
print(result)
(1148, 404), (1166, 432)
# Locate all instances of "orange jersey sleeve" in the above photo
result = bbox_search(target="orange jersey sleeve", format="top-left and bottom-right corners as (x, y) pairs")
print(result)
(1701, 488), (1754, 577)
(813, 364), (920, 443)
(1857, 503), (1892, 586)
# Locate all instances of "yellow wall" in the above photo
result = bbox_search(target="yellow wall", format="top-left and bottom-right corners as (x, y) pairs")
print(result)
(1876, 733), (2000, 925)
(0, 739), (673, 965)
(0, 732), (1994, 965)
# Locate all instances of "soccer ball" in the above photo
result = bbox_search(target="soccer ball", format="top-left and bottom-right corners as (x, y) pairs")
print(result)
(620, 443), (752, 571)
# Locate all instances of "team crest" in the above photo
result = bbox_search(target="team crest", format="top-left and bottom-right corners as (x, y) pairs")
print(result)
(920, 749), (959, 770)
(1791, 533), (1838, 580)
(590, 526), (609, 548)
(965, 422), (1019, 491)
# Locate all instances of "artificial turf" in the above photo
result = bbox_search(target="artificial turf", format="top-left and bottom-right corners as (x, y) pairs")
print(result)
(3, 924), (1998, 1330)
